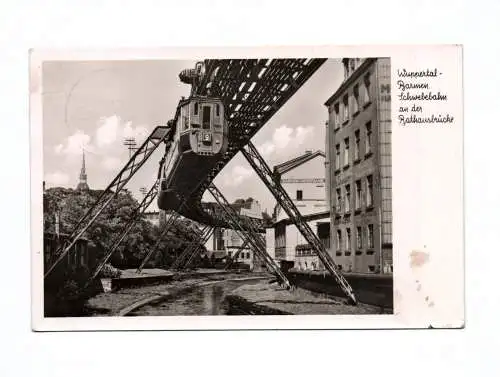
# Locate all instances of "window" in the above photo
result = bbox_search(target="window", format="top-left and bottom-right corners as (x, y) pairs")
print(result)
(354, 130), (360, 161)
(247, 252), (250, 259)
(228, 251), (232, 258)
(336, 188), (342, 212)
(215, 103), (220, 116)
(336, 229), (342, 250)
(296, 190), (303, 201)
(345, 184), (351, 213)
(202, 106), (211, 129)
(335, 144), (340, 170)
(343, 60), (349, 79)
(350, 59), (356, 73)
(334, 103), (340, 129)
(366, 175), (373, 207)
(338, 264), (343, 271)
(368, 224), (375, 248)
(363, 73), (371, 104)
(368, 265), (375, 272)
(356, 226), (363, 249)
(342, 94), (349, 122)
(353, 84), (360, 114)
(346, 228), (351, 250)
(344, 138), (349, 167)
(365, 121), (372, 154)
(194, 102), (198, 115)
(355, 180), (362, 210)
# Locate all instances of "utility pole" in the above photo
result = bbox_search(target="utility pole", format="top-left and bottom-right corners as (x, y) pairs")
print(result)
(123, 138), (137, 158)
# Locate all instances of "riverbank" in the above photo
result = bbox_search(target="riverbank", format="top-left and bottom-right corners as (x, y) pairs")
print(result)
(225, 282), (388, 315)
(85, 271), (268, 316)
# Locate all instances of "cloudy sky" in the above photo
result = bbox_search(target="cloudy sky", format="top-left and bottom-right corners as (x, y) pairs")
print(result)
(42, 58), (343, 213)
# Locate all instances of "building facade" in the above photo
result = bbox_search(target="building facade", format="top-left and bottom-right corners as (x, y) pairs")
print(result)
(324, 58), (392, 274)
(212, 198), (262, 270)
(267, 150), (331, 271)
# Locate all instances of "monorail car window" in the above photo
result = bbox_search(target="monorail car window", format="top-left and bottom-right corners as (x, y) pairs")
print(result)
(215, 103), (220, 116)
(193, 102), (198, 115)
(202, 105), (211, 129)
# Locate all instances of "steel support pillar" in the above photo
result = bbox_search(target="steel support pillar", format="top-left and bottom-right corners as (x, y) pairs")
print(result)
(170, 225), (210, 270)
(224, 239), (250, 270)
(88, 180), (160, 282)
(207, 183), (292, 289)
(136, 210), (181, 273)
(182, 227), (214, 270)
(44, 126), (172, 279)
(241, 141), (357, 304)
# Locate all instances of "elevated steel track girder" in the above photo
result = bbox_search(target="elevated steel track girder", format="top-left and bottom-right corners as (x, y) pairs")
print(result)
(241, 141), (358, 305)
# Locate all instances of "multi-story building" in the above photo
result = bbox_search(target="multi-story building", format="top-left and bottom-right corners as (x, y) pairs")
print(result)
(211, 198), (263, 270)
(324, 58), (392, 274)
(266, 150), (331, 271)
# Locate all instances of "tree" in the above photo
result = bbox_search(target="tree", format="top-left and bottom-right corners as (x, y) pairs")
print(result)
(43, 187), (205, 270)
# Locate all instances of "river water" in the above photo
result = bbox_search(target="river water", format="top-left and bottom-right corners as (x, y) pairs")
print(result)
(129, 278), (267, 316)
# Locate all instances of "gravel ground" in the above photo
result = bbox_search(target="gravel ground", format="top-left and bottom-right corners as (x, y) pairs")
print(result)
(230, 282), (385, 315)
(85, 272), (261, 316)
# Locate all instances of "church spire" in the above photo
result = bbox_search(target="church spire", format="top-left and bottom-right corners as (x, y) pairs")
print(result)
(76, 149), (90, 191)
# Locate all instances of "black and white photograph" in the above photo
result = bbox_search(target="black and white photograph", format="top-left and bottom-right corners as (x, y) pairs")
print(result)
(30, 45), (463, 331)
(38, 57), (393, 319)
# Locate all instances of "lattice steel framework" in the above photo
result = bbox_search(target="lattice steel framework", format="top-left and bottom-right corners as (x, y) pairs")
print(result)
(241, 141), (357, 304)
(44, 126), (172, 279)
(89, 180), (160, 282)
(224, 239), (251, 270)
(136, 211), (181, 273)
(170, 224), (211, 270)
(182, 227), (215, 270)
(206, 183), (292, 289)
(177, 59), (327, 230)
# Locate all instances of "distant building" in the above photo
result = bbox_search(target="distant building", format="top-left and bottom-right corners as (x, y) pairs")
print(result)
(143, 211), (160, 226)
(266, 150), (331, 271)
(75, 150), (90, 191)
(212, 198), (262, 270)
(324, 58), (392, 274)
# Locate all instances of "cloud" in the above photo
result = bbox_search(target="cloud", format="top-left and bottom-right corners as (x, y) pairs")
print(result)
(54, 130), (93, 156)
(256, 124), (316, 158)
(102, 156), (122, 171)
(45, 171), (70, 186)
(95, 115), (122, 147)
(223, 165), (253, 187)
(123, 122), (149, 141)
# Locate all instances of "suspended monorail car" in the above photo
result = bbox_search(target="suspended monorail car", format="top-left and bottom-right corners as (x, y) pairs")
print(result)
(157, 95), (228, 211)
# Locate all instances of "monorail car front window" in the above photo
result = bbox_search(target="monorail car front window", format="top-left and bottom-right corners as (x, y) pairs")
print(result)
(193, 102), (198, 115)
(202, 105), (211, 130)
(215, 103), (220, 116)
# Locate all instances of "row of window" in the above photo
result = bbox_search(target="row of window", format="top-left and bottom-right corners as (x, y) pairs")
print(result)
(337, 264), (379, 273)
(334, 120), (373, 170)
(335, 224), (375, 251)
(332, 72), (372, 128)
(335, 175), (374, 213)
(227, 251), (251, 260)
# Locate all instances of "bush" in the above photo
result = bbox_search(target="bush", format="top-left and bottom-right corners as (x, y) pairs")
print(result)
(98, 263), (122, 278)
(44, 265), (103, 317)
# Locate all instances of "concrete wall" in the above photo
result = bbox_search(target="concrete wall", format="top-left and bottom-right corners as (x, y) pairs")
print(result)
(289, 270), (393, 309)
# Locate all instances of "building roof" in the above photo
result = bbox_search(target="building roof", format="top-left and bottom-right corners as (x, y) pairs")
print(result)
(273, 150), (325, 176)
(324, 57), (376, 107)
